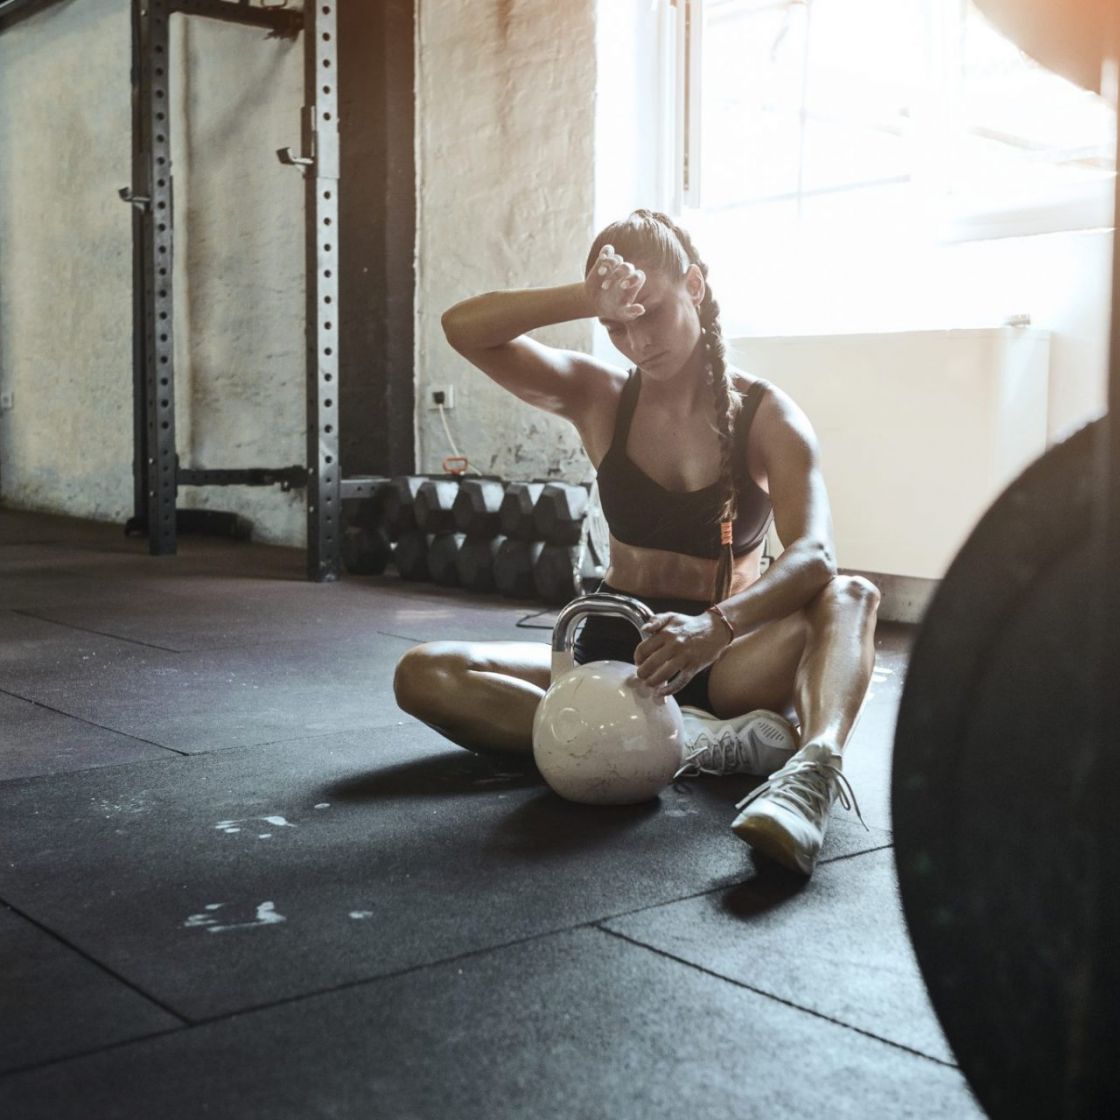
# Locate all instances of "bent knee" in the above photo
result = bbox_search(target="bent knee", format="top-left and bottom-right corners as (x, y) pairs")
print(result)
(393, 641), (473, 716)
(842, 574), (881, 608)
(813, 574), (882, 616)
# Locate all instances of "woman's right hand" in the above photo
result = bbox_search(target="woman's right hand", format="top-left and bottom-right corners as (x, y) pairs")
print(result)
(585, 245), (646, 323)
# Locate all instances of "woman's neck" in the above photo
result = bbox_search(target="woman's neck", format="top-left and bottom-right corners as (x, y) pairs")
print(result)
(640, 349), (710, 414)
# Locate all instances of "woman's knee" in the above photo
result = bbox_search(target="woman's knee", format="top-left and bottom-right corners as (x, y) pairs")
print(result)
(393, 641), (473, 717)
(810, 574), (882, 620)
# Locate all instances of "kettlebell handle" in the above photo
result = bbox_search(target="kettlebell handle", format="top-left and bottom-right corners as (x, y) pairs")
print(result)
(550, 593), (655, 680)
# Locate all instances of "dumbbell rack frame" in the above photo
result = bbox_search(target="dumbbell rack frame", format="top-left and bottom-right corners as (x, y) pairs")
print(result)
(123, 0), (349, 580)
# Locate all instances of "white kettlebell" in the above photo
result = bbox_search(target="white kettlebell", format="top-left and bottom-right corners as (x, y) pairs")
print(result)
(532, 593), (686, 806)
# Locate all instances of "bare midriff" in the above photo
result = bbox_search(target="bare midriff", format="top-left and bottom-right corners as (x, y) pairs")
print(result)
(603, 536), (764, 603)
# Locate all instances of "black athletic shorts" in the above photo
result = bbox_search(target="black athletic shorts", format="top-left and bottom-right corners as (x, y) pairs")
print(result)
(571, 581), (714, 712)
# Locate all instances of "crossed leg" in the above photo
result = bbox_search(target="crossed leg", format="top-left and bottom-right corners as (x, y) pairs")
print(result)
(708, 574), (882, 758)
(717, 575), (882, 874)
(393, 641), (549, 757)
(393, 575), (881, 760)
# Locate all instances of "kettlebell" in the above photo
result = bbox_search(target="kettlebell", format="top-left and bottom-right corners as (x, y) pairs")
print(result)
(532, 593), (686, 805)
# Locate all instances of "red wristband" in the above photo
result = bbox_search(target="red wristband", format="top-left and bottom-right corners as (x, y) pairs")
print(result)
(707, 604), (735, 645)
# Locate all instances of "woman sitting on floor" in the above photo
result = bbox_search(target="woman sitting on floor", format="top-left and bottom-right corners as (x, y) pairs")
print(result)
(394, 209), (879, 877)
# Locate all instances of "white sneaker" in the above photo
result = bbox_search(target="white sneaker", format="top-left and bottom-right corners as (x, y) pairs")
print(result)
(673, 707), (799, 780)
(730, 743), (866, 876)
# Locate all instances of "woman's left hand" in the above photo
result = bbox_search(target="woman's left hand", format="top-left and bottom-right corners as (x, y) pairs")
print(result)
(634, 611), (732, 697)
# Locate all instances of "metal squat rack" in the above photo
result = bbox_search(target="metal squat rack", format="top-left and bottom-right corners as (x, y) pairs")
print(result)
(123, 0), (347, 580)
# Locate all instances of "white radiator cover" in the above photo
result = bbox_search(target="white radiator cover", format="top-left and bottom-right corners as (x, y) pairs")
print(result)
(730, 328), (1051, 581)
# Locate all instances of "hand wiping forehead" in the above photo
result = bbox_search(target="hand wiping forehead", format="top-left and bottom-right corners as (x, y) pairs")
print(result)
(586, 244), (647, 323)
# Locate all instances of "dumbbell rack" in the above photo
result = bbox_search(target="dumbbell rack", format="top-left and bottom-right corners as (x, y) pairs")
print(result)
(121, 0), (354, 581)
(344, 476), (608, 605)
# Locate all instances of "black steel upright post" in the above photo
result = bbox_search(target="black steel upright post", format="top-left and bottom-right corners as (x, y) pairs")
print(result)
(136, 0), (178, 554)
(338, 0), (417, 479)
(303, 1), (341, 581)
(128, 0), (149, 527)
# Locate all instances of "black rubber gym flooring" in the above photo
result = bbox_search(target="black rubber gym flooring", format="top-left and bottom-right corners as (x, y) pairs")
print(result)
(0, 509), (983, 1118)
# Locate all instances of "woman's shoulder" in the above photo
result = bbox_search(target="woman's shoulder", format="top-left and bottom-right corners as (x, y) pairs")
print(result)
(561, 354), (631, 415)
(569, 360), (633, 468)
(726, 367), (776, 411)
(727, 367), (800, 413)
(726, 368), (817, 446)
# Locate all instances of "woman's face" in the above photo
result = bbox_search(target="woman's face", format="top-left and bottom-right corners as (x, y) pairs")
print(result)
(599, 264), (705, 382)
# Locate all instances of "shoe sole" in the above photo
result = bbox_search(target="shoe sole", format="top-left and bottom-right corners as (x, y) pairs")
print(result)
(731, 812), (816, 876)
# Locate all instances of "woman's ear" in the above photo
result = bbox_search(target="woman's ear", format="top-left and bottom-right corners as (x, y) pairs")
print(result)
(685, 263), (706, 306)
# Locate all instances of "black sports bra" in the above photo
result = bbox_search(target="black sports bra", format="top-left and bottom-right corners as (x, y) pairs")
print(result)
(596, 369), (774, 559)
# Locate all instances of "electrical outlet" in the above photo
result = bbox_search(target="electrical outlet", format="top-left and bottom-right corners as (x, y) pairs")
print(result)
(0, 390), (12, 411)
(428, 385), (455, 409)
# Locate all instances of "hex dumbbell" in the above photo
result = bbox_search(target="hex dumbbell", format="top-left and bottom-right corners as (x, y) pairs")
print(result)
(533, 543), (605, 605)
(453, 478), (506, 537)
(456, 534), (507, 593)
(533, 482), (590, 546)
(494, 538), (544, 599)
(500, 481), (547, 541)
(392, 530), (431, 581)
(428, 532), (466, 586)
(341, 525), (392, 575)
(414, 479), (461, 534)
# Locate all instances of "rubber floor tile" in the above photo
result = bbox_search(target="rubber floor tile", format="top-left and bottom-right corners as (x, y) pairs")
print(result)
(16, 579), (542, 653)
(0, 904), (180, 1075)
(0, 691), (175, 781)
(0, 927), (981, 1120)
(604, 846), (952, 1063)
(0, 612), (414, 752)
(0, 729), (888, 1022)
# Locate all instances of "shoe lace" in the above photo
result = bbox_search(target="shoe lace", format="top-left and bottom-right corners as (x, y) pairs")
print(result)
(734, 754), (868, 830)
(674, 730), (750, 780)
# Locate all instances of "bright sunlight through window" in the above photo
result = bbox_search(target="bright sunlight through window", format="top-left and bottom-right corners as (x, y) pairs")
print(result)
(681, 0), (1115, 244)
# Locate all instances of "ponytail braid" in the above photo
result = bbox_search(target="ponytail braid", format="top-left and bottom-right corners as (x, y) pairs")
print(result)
(645, 212), (738, 604)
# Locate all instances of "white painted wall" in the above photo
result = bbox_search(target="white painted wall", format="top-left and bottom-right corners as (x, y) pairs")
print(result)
(414, 0), (598, 482)
(731, 328), (1052, 579)
(709, 226), (1112, 448)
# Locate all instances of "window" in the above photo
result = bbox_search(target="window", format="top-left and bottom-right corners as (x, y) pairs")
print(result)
(669, 0), (1116, 244)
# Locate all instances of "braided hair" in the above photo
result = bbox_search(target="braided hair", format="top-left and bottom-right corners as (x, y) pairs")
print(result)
(585, 210), (738, 603)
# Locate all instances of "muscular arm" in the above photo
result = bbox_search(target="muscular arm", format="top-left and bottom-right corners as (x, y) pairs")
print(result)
(633, 389), (838, 693)
(718, 391), (837, 635)
(442, 247), (645, 430)
(441, 283), (614, 423)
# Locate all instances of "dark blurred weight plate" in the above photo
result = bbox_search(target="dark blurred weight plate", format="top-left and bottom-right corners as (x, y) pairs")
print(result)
(892, 418), (1109, 1119)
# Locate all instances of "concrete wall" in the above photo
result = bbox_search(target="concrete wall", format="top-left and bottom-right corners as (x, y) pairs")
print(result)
(171, 14), (305, 544)
(0, 0), (306, 545)
(414, 0), (598, 482)
(0, 0), (133, 520)
(2, 0), (602, 539)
